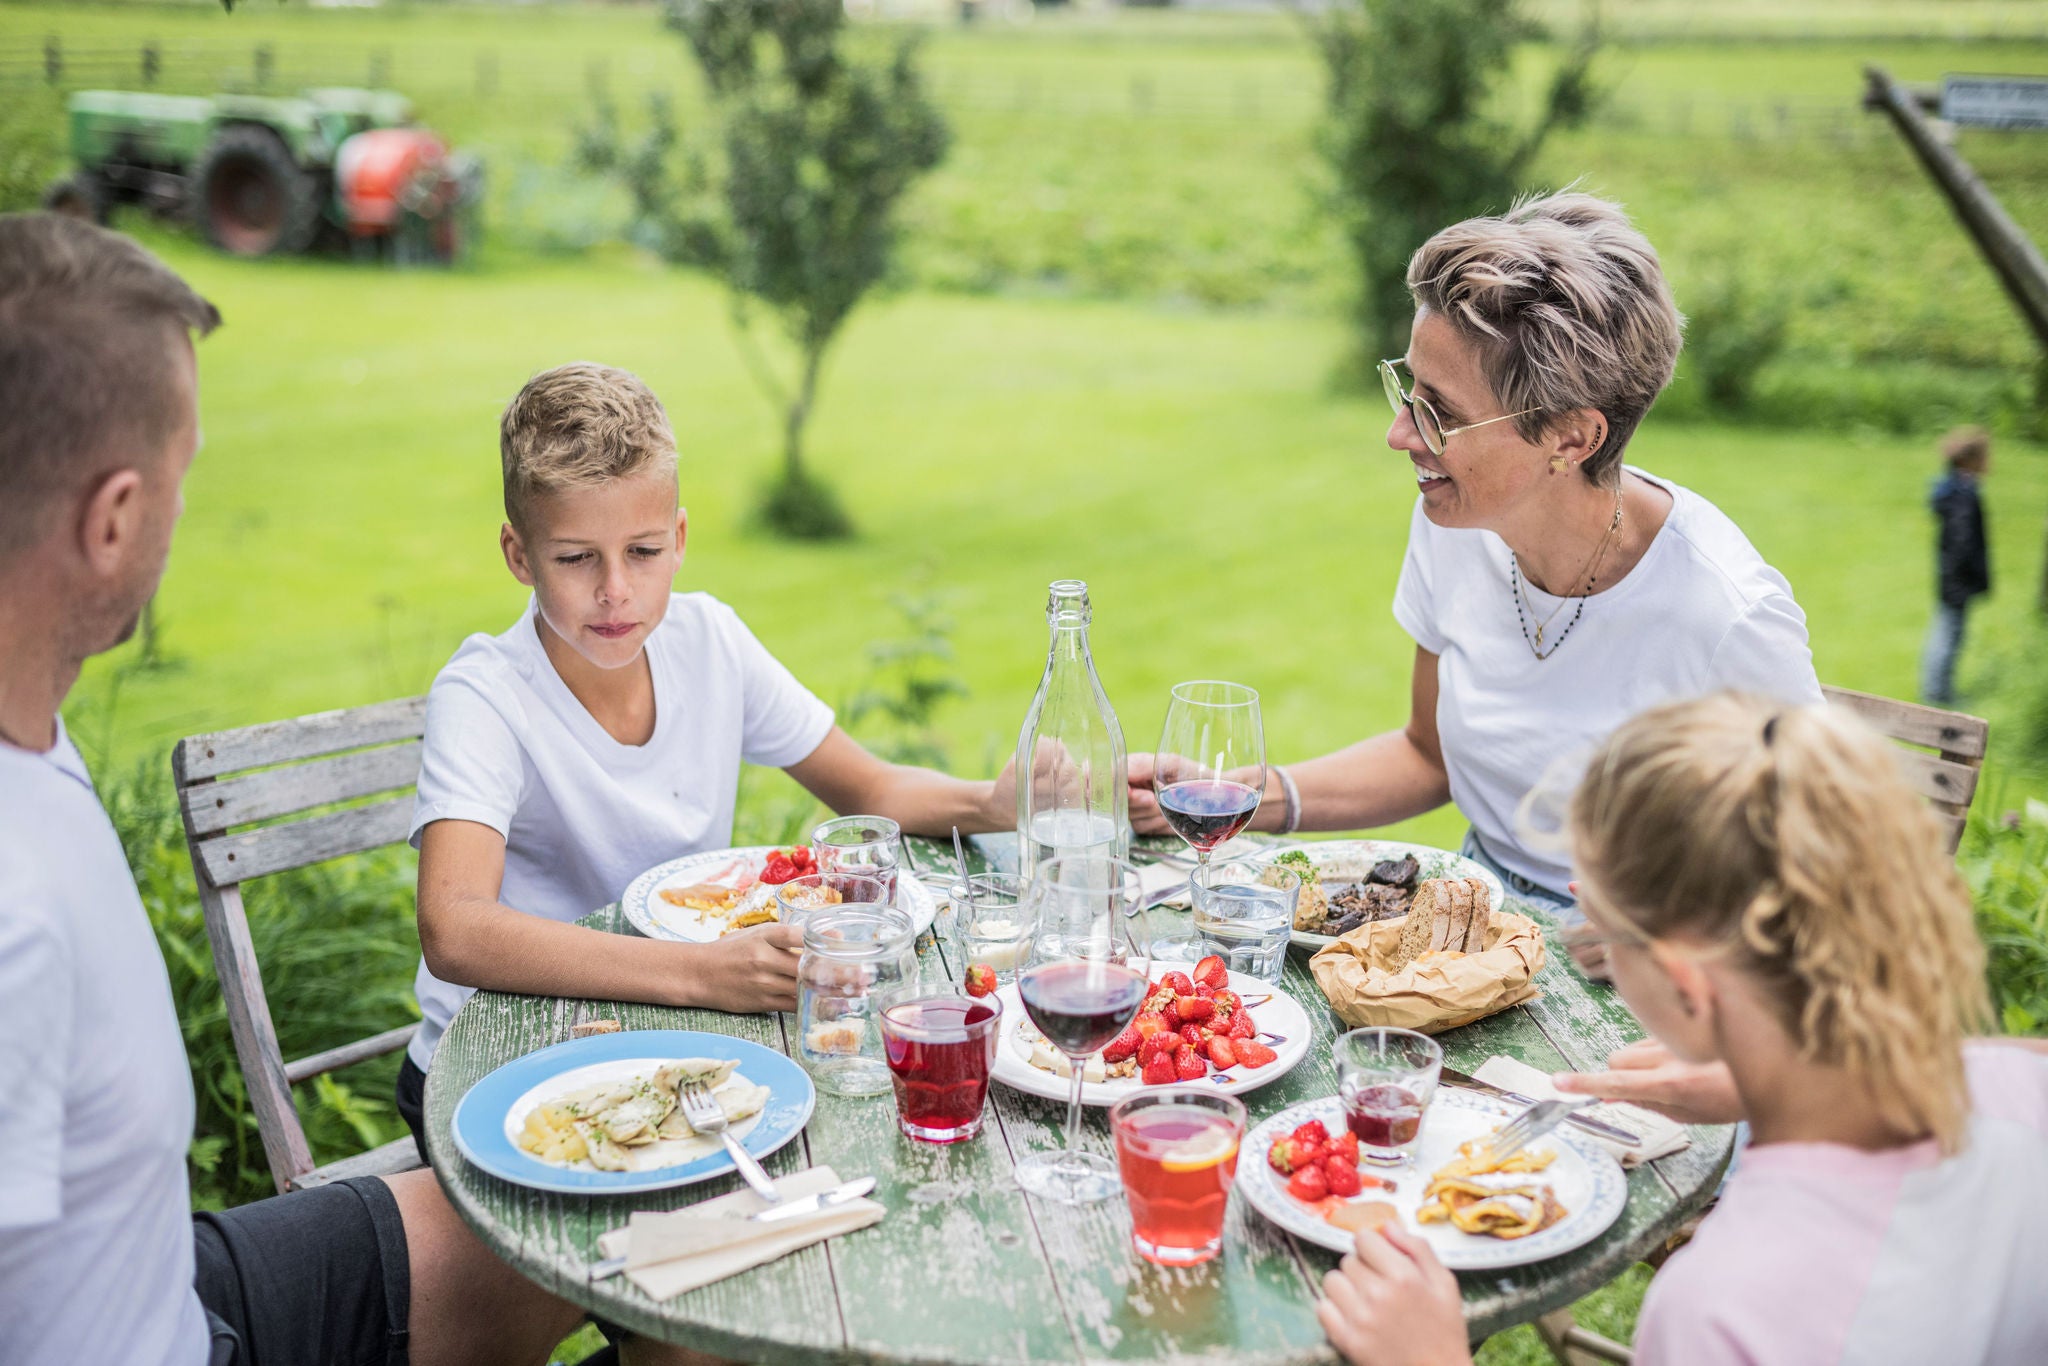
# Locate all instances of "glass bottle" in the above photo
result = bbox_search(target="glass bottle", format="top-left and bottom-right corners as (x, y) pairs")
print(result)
(1016, 580), (1129, 878)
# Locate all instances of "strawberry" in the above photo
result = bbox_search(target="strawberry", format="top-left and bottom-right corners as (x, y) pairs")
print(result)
(1327, 1130), (1360, 1166)
(1193, 954), (1230, 990)
(1234, 1039), (1278, 1068)
(1227, 1010), (1256, 1040)
(1140, 1054), (1178, 1086)
(1142, 986), (1177, 1018)
(1178, 1024), (1208, 1052)
(1138, 1034), (1178, 1066)
(1286, 1164), (1329, 1202)
(1281, 1137), (1323, 1171)
(1176, 995), (1216, 1025)
(1163, 970), (1197, 997)
(1132, 1010), (1171, 1040)
(1101, 1023), (1142, 1064)
(1210, 988), (1242, 1018)
(1291, 1119), (1330, 1146)
(1174, 1049), (1209, 1081)
(1324, 1161), (1363, 1198)
(1206, 1036), (1238, 1070)
(962, 964), (998, 998)
(1159, 998), (1183, 1030)
(1268, 1139), (1297, 1173)
(1193, 981), (1216, 999)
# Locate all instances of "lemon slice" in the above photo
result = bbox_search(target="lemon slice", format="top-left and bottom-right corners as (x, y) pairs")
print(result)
(1158, 1129), (1240, 1173)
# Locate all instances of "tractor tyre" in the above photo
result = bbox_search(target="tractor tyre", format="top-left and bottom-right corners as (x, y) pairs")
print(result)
(193, 125), (320, 258)
(42, 172), (108, 225)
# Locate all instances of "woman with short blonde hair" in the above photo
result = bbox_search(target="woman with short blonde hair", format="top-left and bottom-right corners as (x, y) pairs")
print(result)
(1318, 692), (2048, 1365)
(1135, 192), (1821, 918)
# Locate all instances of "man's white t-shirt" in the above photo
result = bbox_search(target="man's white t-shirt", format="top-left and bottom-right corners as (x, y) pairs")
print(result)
(1392, 470), (1822, 895)
(407, 592), (835, 1069)
(0, 724), (209, 1366)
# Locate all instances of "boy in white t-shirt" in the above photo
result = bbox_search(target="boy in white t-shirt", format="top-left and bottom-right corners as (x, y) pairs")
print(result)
(396, 362), (1014, 1145)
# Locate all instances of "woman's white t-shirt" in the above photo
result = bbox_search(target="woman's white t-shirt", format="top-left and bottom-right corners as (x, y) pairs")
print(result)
(1391, 470), (1822, 896)
(406, 592), (835, 1069)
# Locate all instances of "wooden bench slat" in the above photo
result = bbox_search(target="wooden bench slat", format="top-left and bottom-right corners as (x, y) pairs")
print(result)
(194, 796), (415, 888)
(181, 741), (422, 837)
(1892, 746), (1982, 810)
(284, 1023), (419, 1085)
(289, 1137), (422, 1191)
(175, 696), (427, 782)
(1822, 684), (1988, 760)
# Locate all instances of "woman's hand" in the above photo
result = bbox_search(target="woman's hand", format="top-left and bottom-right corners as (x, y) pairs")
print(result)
(1127, 751), (1168, 836)
(687, 923), (803, 1013)
(1317, 1225), (1471, 1366)
(1552, 1039), (1746, 1126)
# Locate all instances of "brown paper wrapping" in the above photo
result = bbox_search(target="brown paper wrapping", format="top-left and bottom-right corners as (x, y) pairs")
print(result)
(1307, 910), (1547, 1034)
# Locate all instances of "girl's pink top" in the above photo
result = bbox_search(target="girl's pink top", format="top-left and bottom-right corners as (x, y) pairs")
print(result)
(1635, 1044), (2048, 1365)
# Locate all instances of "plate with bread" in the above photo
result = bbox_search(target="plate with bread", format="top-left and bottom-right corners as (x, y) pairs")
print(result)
(1258, 841), (1506, 953)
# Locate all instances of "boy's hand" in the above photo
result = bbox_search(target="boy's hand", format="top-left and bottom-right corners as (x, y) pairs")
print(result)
(1317, 1224), (1469, 1366)
(690, 923), (803, 1013)
(1553, 1039), (1745, 1125)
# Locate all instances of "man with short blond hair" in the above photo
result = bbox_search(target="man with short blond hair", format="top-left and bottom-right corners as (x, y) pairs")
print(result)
(0, 213), (600, 1366)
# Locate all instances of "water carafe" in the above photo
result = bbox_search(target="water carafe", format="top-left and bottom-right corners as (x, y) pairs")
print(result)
(1015, 580), (1129, 878)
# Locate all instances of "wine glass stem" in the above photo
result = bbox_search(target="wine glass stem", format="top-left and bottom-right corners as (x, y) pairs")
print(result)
(1062, 1058), (1086, 1154)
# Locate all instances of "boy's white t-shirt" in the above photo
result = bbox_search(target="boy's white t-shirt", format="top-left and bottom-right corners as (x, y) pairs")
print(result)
(407, 591), (835, 1069)
(0, 724), (210, 1366)
(1392, 470), (1822, 895)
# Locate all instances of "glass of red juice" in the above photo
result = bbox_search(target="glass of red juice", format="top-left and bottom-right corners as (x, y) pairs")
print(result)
(1334, 1027), (1442, 1166)
(880, 995), (1003, 1143)
(1110, 1088), (1246, 1266)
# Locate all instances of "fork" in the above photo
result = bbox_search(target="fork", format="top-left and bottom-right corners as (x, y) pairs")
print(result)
(1480, 1096), (1597, 1166)
(677, 1080), (781, 1207)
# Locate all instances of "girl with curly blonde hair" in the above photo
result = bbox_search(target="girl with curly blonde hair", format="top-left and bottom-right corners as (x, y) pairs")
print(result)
(1319, 692), (2048, 1366)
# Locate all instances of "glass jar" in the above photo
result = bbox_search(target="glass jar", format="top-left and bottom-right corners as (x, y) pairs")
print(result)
(796, 904), (918, 1097)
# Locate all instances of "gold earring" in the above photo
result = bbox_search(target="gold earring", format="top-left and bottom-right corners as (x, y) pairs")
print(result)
(1549, 455), (1569, 474)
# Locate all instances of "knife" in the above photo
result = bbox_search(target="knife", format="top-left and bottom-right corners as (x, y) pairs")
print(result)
(591, 1177), (879, 1279)
(1439, 1066), (1642, 1147)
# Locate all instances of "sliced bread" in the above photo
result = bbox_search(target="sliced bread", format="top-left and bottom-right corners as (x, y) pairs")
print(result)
(1389, 880), (1443, 970)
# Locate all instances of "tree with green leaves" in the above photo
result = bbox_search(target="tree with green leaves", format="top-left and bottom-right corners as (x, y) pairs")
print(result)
(632, 0), (949, 539)
(1308, 0), (1600, 378)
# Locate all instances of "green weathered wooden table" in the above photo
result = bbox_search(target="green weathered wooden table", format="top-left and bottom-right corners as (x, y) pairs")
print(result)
(424, 835), (1732, 1364)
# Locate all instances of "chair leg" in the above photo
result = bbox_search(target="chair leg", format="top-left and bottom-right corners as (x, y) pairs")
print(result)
(1534, 1308), (1633, 1365)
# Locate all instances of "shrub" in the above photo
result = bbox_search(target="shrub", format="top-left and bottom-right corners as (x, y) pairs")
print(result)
(1676, 268), (1790, 412)
(1956, 785), (2048, 1038)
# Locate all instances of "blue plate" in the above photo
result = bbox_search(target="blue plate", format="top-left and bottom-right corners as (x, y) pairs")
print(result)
(451, 1030), (815, 1195)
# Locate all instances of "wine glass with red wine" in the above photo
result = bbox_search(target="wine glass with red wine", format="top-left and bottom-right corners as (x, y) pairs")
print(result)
(1015, 855), (1149, 1205)
(1150, 681), (1266, 960)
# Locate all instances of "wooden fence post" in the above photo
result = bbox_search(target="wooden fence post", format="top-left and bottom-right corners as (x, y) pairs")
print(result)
(141, 41), (160, 87)
(43, 35), (60, 85)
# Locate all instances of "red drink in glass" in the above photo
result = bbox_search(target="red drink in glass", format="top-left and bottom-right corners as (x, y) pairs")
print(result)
(881, 996), (1002, 1143)
(1333, 1027), (1441, 1166)
(1344, 1084), (1424, 1149)
(1110, 1089), (1246, 1266)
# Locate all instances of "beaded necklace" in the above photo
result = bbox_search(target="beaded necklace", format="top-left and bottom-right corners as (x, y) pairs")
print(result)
(1510, 487), (1625, 661)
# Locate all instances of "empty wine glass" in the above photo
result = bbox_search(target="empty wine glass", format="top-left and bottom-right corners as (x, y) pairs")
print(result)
(1014, 855), (1148, 1205)
(1150, 681), (1266, 961)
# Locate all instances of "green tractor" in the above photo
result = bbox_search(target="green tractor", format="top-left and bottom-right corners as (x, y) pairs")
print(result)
(44, 87), (481, 261)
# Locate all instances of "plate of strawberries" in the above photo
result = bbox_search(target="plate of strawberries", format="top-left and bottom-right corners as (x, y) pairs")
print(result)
(987, 954), (1313, 1107)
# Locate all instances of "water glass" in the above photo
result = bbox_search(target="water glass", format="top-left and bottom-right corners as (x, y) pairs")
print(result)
(796, 905), (917, 1097)
(952, 872), (1035, 982)
(1189, 860), (1296, 982)
(880, 994), (1003, 1144)
(775, 870), (888, 930)
(1111, 1088), (1246, 1266)
(1333, 1027), (1443, 1167)
(812, 815), (903, 906)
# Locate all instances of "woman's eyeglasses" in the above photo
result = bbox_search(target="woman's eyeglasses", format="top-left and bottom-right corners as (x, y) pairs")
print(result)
(1379, 358), (1539, 458)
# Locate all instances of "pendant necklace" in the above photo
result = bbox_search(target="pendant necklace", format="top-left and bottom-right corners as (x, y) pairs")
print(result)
(1511, 487), (1624, 661)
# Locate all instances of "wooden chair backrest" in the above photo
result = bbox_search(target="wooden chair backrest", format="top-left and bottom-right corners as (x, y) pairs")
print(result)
(171, 696), (427, 1193)
(1822, 685), (1988, 855)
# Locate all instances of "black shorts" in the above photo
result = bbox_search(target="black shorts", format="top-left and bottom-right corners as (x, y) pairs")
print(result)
(395, 1053), (430, 1165)
(192, 1175), (410, 1366)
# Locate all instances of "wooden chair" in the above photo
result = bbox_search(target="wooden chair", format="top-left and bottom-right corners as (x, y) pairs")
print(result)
(1533, 686), (1989, 1365)
(172, 697), (428, 1195)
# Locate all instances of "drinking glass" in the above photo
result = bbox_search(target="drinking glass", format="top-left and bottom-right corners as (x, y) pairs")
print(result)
(952, 872), (1035, 983)
(811, 815), (903, 906)
(1110, 1088), (1246, 1266)
(880, 994), (1003, 1144)
(1150, 681), (1266, 961)
(1015, 855), (1148, 1204)
(1333, 1027), (1443, 1167)
(1190, 860), (1298, 983)
(776, 870), (888, 930)
(796, 905), (918, 1097)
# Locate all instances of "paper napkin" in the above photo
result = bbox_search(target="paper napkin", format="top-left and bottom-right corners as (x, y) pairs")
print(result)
(1471, 1055), (1690, 1168)
(596, 1166), (883, 1300)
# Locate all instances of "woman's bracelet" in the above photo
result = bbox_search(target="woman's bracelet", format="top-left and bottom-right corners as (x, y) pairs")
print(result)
(1275, 765), (1301, 835)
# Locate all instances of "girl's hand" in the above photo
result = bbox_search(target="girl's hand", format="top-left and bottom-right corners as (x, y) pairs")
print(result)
(1317, 1224), (1471, 1366)
(1552, 1039), (1746, 1126)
